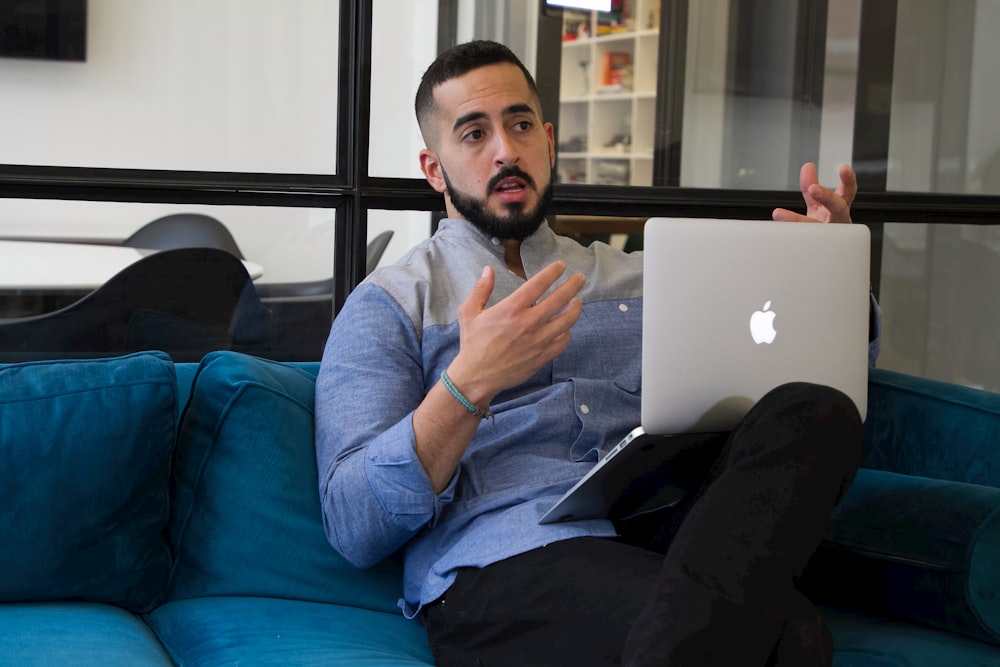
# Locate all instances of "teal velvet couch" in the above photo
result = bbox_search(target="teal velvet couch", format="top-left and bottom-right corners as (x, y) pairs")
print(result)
(1, 349), (1000, 666)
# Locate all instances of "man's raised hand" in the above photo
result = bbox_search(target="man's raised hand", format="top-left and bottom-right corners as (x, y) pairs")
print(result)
(447, 261), (585, 408)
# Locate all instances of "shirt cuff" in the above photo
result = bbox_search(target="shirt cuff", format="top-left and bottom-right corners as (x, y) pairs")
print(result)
(363, 415), (457, 527)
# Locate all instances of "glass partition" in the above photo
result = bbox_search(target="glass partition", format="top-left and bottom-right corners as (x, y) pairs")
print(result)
(887, 1), (1000, 195)
(0, 199), (337, 361)
(2, 0), (999, 378)
(539, 0), (1000, 195)
(556, 0), (661, 186)
(0, 0), (339, 174)
(368, 0), (440, 179)
(877, 222), (1000, 391)
(367, 210), (434, 267)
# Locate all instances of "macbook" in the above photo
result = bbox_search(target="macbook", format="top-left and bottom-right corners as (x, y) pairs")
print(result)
(539, 217), (871, 524)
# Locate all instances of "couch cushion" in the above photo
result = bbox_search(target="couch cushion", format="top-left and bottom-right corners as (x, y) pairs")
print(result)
(822, 605), (1000, 666)
(804, 468), (1000, 645)
(0, 352), (176, 613)
(168, 351), (406, 613)
(149, 596), (433, 666)
(0, 602), (174, 666)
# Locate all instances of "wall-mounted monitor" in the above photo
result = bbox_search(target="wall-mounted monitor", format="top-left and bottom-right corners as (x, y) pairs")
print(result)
(546, 0), (613, 10)
(0, 0), (87, 62)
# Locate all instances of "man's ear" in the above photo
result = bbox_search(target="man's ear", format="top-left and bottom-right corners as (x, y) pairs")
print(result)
(545, 122), (556, 168)
(419, 149), (448, 194)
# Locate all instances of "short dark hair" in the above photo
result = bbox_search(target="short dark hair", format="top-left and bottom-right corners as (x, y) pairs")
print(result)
(414, 40), (541, 145)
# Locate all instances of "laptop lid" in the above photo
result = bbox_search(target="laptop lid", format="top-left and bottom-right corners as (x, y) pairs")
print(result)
(640, 217), (871, 435)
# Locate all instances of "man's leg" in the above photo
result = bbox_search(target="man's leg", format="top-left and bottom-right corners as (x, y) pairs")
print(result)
(420, 537), (662, 667)
(621, 382), (862, 667)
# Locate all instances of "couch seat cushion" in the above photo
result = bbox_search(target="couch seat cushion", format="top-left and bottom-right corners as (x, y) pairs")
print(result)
(824, 606), (1000, 666)
(0, 352), (176, 612)
(148, 596), (433, 666)
(169, 351), (405, 612)
(0, 602), (173, 666)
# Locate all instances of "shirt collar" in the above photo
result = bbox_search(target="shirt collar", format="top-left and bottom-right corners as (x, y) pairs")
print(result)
(436, 218), (560, 264)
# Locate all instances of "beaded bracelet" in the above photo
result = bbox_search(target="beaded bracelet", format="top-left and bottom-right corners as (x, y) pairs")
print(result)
(440, 369), (494, 423)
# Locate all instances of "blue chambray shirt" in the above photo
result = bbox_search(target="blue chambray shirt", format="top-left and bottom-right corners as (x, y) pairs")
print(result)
(315, 218), (882, 619)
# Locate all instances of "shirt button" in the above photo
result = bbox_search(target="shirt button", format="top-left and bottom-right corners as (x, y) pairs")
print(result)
(491, 237), (501, 246)
(619, 303), (628, 313)
(580, 404), (590, 414)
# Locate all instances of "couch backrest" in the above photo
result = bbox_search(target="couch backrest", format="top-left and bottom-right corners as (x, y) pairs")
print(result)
(0, 352), (176, 613)
(865, 367), (1000, 487)
(166, 351), (406, 614)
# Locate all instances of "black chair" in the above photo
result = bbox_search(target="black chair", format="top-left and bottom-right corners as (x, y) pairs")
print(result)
(122, 213), (245, 259)
(366, 229), (394, 275)
(0, 247), (267, 363)
(242, 231), (394, 360)
(255, 230), (394, 301)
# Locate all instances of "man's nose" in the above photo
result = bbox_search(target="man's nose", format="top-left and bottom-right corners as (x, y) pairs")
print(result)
(493, 130), (519, 166)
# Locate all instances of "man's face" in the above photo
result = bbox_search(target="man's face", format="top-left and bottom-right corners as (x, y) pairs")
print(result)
(419, 63), (556, 241)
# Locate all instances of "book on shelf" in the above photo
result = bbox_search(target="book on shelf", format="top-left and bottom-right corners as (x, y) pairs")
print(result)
(599, 51), (633, 91)
(596, 0), (633, 35)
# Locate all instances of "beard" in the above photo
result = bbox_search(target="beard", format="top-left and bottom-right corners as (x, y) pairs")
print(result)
(442, 165), (554, 242)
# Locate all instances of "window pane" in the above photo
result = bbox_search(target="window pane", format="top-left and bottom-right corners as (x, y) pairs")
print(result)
(0, 0), (339, 174)
(556, 0), (1000, 196)
(367, 210), (435, 268)
(369, 0), (541, 179)
(368, 0), (439, 179)
(877, 222), (1000, 391)
(557, 0), (864, 189)
(0, 200), (336, 361)
(887, 1), (1000, 195)
(557, 1), (661, 186)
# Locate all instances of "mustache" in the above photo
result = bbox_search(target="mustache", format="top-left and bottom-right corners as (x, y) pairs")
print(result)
(487, 166), (536, 194)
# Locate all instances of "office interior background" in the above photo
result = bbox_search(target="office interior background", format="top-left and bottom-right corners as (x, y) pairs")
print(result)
(1, 0), (998, 390)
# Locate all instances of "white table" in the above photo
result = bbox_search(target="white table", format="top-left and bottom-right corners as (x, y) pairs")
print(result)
(0, 240), (263, 292)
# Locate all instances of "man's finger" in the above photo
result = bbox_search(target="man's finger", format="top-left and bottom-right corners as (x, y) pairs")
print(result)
(532, 271), (585, 319)
(459, 265), (496, 317)
(799, 162), (819, 205)
(808, 183), (852, 223)
(772, 208), (812, 223)
(836, 163), (858, 208)
(508, 260), (569, 306)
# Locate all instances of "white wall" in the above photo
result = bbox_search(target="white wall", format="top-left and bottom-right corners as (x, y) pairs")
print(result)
(0, 0), (339, 173)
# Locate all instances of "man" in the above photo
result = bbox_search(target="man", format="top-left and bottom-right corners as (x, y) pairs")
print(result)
(316, 40), (879, 666)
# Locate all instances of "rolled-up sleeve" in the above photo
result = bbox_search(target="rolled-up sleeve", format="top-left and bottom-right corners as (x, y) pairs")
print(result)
(315, 284), (455, 568)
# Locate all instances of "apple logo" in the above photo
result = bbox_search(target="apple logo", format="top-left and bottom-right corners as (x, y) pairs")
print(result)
(749, 300), (777, 344)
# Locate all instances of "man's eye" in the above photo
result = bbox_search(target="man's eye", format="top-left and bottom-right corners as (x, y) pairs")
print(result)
(463, 129), (484, 142)
(514, 121), (532, 132)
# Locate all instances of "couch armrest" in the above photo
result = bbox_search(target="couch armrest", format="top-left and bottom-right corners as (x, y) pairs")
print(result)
(804, 468), (1000, 645)
(864, 368), (1000, 486)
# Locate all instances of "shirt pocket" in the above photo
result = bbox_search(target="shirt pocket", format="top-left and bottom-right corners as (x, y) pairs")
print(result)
(558, 297), (642, 394)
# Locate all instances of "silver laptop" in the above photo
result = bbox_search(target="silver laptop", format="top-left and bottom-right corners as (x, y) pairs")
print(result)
(539, 217), (871, 525)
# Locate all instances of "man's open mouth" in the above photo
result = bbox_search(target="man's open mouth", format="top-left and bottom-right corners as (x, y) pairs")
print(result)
(495, 178), (527, 194)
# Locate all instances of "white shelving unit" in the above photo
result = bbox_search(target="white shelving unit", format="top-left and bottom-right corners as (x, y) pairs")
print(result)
(556, 0), (661, 186)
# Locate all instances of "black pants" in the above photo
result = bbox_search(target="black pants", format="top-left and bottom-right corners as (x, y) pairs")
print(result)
(420, 383), (863, 667)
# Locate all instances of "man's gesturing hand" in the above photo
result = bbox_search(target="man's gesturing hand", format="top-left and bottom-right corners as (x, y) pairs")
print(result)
(446, 261), (585, 408)
(772, 162), (857, 224)
(413, 261), (585, 493)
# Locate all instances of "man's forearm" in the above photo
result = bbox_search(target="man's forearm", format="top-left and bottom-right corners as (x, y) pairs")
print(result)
(413, 371), (492, 494)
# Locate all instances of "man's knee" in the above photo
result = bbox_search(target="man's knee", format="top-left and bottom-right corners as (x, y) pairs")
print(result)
(735, 382), (863, 479)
